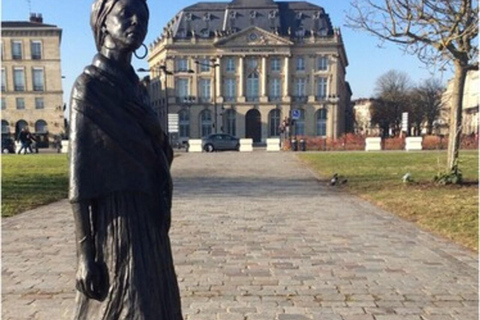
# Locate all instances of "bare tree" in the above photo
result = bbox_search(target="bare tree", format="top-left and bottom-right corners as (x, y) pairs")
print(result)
(347, 0), (478, 177)
(416, 78), (444, 134)
(372, 70), (412, 136)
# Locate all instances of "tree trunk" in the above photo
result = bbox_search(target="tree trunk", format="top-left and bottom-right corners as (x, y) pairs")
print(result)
(446, 62), (468, 171)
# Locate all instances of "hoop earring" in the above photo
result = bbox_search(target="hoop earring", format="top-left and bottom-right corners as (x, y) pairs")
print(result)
(134, 43), (148, 59)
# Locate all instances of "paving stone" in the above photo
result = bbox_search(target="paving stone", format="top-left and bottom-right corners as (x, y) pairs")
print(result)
(2, 152), (478, 320)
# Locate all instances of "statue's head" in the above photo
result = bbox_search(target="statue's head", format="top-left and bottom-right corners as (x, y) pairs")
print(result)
(91, 0), (149, 53)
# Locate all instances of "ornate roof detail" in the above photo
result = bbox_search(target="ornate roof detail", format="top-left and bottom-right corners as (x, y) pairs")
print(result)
(161, 0), (334, 40)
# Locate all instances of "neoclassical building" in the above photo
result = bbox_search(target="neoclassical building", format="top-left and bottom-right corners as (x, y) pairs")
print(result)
(148, 0), (351, 143)
(1, 14), (64, 147)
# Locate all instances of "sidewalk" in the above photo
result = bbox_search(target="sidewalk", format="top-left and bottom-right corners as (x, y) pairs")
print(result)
(2, 152), (478, 320)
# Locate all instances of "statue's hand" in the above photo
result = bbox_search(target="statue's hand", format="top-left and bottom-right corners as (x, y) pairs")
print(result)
(76, 255), (107, 301)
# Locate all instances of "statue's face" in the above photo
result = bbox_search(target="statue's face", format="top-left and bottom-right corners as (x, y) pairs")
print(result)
(104, 0), (148, 51)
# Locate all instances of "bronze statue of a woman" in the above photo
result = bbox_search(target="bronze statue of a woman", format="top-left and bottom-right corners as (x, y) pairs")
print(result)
(69, 0), (183, 318)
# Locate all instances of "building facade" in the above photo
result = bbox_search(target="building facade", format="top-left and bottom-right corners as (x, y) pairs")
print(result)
(442, 70), (479, 136)
(1, 14), (64, 147)
(148, 0), (351, 143)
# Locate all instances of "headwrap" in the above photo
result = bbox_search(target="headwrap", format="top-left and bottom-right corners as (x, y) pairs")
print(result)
(90, 0), (148, 51)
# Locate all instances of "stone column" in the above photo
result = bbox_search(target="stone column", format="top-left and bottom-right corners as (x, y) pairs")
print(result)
(260, 56), (268, 102)
(238, 56), (245, 102)
(283, 56), (290, 102)
(216, 57), (222, 102)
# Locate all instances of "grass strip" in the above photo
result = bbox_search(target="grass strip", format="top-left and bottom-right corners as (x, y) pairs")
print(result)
(2, 154), (68, 217)
(299, 150), (478, 251)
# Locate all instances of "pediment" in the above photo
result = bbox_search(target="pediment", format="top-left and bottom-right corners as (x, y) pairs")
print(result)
(215, 26), (293, 47)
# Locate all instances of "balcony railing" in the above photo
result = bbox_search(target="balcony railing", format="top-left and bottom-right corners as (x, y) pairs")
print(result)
(12, 54), (22, 60)
(293, 95), (308, 102)
(198, 96), (212, 103)
(33, 85), (44, 92)
(14, 85), (25, 92)
(246, 96), (259, 102)
(268, 96), (281, 102)
(176, 96), (196, 104)
(315, 95), (327, 101)
(32, 54), (42, 60)
(224, 96), (236, 102)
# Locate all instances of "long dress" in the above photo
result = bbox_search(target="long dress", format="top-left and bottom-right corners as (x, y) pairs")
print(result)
(69, 54), (183, 320)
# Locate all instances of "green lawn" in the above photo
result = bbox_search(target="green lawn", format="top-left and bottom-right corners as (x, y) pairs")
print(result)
(2, 154), (68, 217)
(299, 151), (479, 251)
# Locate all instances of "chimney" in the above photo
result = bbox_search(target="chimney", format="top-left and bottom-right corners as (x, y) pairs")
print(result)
(29, 13), (43, 23)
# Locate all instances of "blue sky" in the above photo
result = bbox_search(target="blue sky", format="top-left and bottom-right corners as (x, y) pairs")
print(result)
(3, 0), (453, 103)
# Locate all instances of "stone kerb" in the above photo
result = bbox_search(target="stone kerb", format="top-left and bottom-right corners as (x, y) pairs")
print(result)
(239, 138), (253, 152)
(187, 139), (202, 152)
(365, 137), (382, 151)
(405, 136), (423, 151)
(266, 138), (281, 151)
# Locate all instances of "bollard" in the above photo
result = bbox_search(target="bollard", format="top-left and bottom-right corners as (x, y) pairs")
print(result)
(291, 139), (298, 151)
(299, 139), (306, 152)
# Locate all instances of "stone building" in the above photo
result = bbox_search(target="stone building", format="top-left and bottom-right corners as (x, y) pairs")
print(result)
(148, 0), (351, 144)
(352, 98), (380, 136)
(1, 14), (64, 147)
(441, 70), (479, 136)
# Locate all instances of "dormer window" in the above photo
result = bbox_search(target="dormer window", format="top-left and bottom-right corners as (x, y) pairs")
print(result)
(296, 12), (303, 20)
(295, 27), (305, 37)
(313, 11), (321, 20)
(185, 13), (193, 21)
(200, 29), (210, 38)
(250, 11), (257, 19)
(230, 11), (237, 19)
(203, 13), (211, 21)
(318, 29), (328, 36)
(268, 10), (278, 19)
(177, 29), (187, 38)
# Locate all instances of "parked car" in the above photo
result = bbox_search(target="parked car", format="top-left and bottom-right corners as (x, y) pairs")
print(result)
(2, 137), (16, 154)
(202, 133), (240, 152)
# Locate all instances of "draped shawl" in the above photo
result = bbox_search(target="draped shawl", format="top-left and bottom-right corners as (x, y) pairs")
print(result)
(69, 54), (173, 206)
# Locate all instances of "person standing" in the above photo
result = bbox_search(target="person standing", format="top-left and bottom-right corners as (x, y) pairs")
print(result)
(16, 127), (29, 154)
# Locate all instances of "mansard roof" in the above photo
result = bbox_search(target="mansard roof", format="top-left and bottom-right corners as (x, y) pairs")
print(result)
(162, 0), (334, 40)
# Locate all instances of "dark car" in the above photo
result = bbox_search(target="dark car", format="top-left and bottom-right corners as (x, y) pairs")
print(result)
(202, 133), (240, 152)
(2, 137), (16, 154)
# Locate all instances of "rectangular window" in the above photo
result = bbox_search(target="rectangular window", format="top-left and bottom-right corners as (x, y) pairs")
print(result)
(199, 79), (211, 101)
(200, 59), (210, 72)
(295, 78), (306, 97)
(35, 97), (44, 109)
(317, 77), (328, 98)
(12, 41), (22, 60)
(296, 56), (305, 71)
(269, 78), (281, 100)
(176, 78), (189, 98)
(1, 98), (6, 110)
(270, 58), (280, 72)
(32, 68), (44, 91)
(317, 56), (328, 71)
(226, 57), (235, 72)
(16, 97), (25, 110)
(224, 78), (236, 101)
(0, 41), (3, 60)
(1, 68), (6, 92)
(176, 58), (188, 72)
(13, 68), (25, 91)
(31, 41), (42, 60)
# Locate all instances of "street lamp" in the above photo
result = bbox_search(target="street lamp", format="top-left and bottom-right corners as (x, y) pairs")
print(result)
(138, 66), (193, 141)
(195, 58), (220, 133)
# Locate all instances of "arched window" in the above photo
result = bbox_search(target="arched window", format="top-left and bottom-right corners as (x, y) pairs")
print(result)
(35, 120), (48, 134)
(316, 109), (327, 136)
(15, 120), (28, 137)
(200, 29), (210, 38)
(246, 72), (259, 101)
(200, 109), (212, 137)
(2, 120), (9, 134)
(225, 109), (236, 136)
(178, 109), (190, 138)
(269, 109), (281, 137)
(294, 109), (305, 136)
